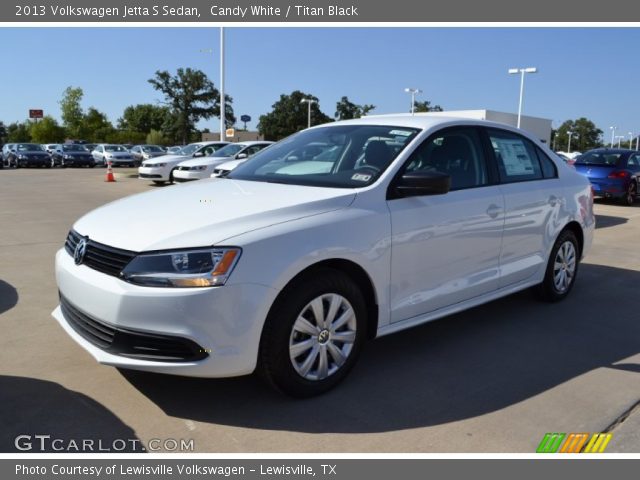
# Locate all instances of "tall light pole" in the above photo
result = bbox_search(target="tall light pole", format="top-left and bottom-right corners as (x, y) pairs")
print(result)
(609, 126), (617, 148)
(404, 87), (422, 115)
(508, 67), (537, 128)
(567, 131), (574, 153)
(615, 135), (624, 148)
(220, 27), (225, 142)
(629, 132), (634, 149)
(636, 134), (639, 151)
(300, 98), (317, 129)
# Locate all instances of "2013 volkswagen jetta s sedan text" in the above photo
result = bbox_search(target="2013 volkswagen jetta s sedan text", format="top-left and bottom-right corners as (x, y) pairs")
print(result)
(53, 115), (595, 397)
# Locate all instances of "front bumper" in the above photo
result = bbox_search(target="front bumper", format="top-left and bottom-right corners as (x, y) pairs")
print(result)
(52, 248), (278, 377)
(138, 166), (169, 181)
(173, 170), (209, 181)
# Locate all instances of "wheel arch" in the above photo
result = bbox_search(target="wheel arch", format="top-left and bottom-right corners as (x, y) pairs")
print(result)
(266, 258), (380, 340)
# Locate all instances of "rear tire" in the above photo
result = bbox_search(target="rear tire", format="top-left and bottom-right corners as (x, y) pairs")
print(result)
(258, 269), (367, 397)
(622, 181), (637, 206)
(153, 180), (165, 185)
(536, 229), (580, 302)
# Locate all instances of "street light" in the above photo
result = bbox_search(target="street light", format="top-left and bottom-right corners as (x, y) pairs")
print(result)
(199, 27), (225, 141)
(615, 135), (624, 148)
(300, 98), (317, 129)
(629, 132), (634, 149)
(567, 131), (574, 153)
(404, 87), (422, 115)
(609, 126), (617, 148)
(508, 67), (537, 128)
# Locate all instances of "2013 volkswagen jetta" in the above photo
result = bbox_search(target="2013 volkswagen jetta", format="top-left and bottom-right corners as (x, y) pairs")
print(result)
(52, 115), (595, 397)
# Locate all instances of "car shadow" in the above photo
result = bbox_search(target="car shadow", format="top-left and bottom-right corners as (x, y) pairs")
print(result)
(595, 214), (628, 229)
(0, 376), (142, 452)
(0, 280), (18, 315)
(121, 263), (640, 434)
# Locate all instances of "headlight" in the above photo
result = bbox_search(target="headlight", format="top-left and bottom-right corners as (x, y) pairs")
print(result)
(194, 165), (207, 171)
(121, 247), (241, 288)
(151, 163), (166, 167)
(63, 154), (73, 159)
(18, 154), (27, 159)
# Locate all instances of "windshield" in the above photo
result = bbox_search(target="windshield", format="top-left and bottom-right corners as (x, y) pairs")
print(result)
(179, 144), (201, 156)
(575, 151), (621, 166)
(105, 145), (128, 152)
(62, 144), (88, 152)
(17, 144), (44, 151)
(229, 125), (420, 188)
(142, 145), (164, 152)
(211, 144), (245, 157)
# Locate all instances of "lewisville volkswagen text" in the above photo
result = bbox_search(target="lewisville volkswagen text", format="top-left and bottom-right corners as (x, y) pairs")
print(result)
(53, 115), (595, 397)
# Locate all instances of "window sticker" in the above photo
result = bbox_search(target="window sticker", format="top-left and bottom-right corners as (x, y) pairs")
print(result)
(351, 173), (372, 182)
(389, 129), (413, 137)
(495, 138), (534, 176)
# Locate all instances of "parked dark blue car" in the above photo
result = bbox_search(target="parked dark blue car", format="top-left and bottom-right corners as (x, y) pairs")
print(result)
(573, 148), (640, 206)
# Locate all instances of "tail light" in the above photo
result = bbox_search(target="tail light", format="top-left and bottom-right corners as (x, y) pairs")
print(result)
(608, 171), (629, 179)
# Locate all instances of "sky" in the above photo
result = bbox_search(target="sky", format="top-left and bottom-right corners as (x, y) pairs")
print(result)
(1, 27), (639, 142)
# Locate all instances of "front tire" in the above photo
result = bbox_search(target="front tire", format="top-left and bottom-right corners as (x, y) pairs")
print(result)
(258, 269), (367, 397)
(537, 230), (580, 302)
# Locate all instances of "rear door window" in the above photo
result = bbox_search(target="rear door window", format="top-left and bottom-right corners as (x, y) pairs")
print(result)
(488, 129), (543, 183)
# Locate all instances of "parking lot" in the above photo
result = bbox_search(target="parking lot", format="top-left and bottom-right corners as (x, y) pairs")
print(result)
(1, 166), (639, 453)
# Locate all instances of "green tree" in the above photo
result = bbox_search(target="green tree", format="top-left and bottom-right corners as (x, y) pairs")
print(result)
(335, 96), (375, 120)
(555, 118), (603, 153)
(29, 116), (66, 143)
(148, 68), (235, 144)
(6, 121), (32, 142)
(146, 129), (169, 145)
(413, 100), (443, 113)
(258, 91), (333, 141)
(0, 121), (7, 144)
(81, 107), (114, 142)
(59, 86), (84, 138)
(118, 104), (171, 134)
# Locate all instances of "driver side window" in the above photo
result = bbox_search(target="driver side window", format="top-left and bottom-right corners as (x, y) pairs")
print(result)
(403, 128), (488, 190)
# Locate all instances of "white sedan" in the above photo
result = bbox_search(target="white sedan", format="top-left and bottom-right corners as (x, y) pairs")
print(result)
(53, 114), (594, 397)
(173, 141), (274, 182)
(138, 141), (229, 184)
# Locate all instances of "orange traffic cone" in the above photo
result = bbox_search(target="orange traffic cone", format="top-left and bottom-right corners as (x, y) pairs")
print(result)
(105, 160), (116, 182)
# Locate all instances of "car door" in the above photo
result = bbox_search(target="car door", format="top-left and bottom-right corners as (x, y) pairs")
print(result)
(387, 126), (505, 322)
(484, 127), (564, 288)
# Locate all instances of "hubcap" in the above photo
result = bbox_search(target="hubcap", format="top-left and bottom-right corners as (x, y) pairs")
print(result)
(553, 241), (577, 293)
(289, 293), (357, 381)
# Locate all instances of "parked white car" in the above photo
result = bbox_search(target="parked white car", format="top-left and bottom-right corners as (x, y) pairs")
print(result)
(138, 141), (229, 184)
(92, 144), (135, 167)
(174, 141), (273, 182)
(53, 115), (594, 397)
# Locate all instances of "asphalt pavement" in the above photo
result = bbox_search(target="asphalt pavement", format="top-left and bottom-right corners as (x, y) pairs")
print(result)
(1, 167), (638, 453)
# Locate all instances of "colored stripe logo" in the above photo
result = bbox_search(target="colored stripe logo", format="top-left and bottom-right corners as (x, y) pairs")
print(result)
(537, 433), (612, 453)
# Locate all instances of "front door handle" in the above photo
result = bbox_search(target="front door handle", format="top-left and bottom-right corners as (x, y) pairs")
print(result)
(486, 204), (502, 218)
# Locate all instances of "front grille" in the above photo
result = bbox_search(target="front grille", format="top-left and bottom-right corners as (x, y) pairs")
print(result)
(65, 230), (137, 277)
(60, 294), (116, 349)
(59, 294), (208, 362)
(139, 173), (161, 179)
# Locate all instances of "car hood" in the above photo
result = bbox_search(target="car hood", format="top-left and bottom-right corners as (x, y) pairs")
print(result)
(20, 151), (49, 156)
(217, 158), (245, 170)
(178, 157), (233, 168)
(73, 179), (356, 251)
(143, 154), (190, 166)
(63, 151), (92, 157)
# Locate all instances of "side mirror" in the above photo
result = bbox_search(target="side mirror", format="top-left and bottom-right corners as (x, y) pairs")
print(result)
(192, 151), (204, 158)
(236, 153), (248, 160)
(393, 171), (451, 198)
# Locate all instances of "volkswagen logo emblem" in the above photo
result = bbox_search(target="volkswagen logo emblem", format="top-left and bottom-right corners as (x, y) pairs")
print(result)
(74, 238), (88, 265)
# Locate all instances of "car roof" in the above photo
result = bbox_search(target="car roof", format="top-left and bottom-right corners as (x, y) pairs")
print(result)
(317, 113), (530, 134)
